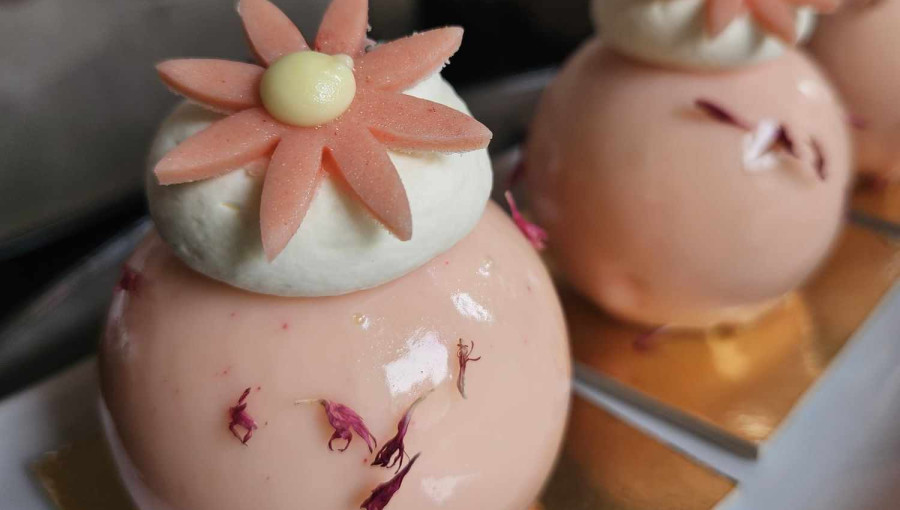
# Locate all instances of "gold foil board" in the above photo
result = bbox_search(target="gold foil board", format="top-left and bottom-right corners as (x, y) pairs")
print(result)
(852, 181), (900, 232)
(32, 435), (136, 510)
(541, 396), (734, 510)
(569, 224), (900, 451)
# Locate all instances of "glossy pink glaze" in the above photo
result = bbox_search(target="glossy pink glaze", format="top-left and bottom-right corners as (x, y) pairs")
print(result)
(99, 203), (570, 510)
(525, 41), (851, 329)
(808, 1), (900, 179)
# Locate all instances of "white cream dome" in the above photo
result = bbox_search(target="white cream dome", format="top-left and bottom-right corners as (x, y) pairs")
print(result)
(147, 73), (493, 297)
(592, 0), (816, 69)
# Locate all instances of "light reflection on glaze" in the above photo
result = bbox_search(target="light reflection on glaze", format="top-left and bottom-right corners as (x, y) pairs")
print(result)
(352, 313), (372, 330)
(451, 292), (494, 323)
(797, 79), (830, 103)
(707, 338), (751, 382)
(384, 329), (449, 397)
(420, 474), (477, 504)
(105, 291), (133, 360)
(477, 257), (494, 277)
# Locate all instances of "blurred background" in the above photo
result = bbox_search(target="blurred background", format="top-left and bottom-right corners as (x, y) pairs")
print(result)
(0, 0), (590, 396)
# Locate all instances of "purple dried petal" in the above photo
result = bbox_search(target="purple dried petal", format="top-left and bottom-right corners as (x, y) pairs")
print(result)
(361, 453), (421, 510)
(812, 139), (827, 181)
(298, 399), (377, 453)
(695, 98), (753, 130)
(456, 339), (482, 399)
(634, 326), (667, 352)
(848, 113), (868, 130)
(117, 266), (141, 293)
(505, 191), (548, 251)
(228, 387), (258, 445)
(508, 159), (526, 189)
(774, 125), (797, 158)
(372, 392), (430, 472)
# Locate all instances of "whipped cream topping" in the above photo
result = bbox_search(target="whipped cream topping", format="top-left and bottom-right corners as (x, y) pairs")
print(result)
(592, 0), (816, 69)
(147, 73), (492, 297)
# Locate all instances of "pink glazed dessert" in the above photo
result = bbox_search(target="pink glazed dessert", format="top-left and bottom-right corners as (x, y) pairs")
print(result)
(524, 0), (852, 329)
(99, 1), (571, 510)
(808, 0), (900, 180)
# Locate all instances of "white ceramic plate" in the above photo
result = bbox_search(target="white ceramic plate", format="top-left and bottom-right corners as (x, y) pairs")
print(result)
(0, 360), (98, 510)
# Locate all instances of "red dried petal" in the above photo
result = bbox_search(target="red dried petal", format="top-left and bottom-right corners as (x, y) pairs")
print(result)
(695, 98), (753, 130)
(848, 114), (868, 131)
(812, 139), (827, 181)
(774, 125), (797, 158)
(371, 392), (429, 472)
(228, 387), (258, 445)
(456, 339), (482, 399)
(117, 266), (141, 293)
(299, 399), (377, 453)
(634, 326), (667, 352)
(504, 191), (548, 251)
(361, 453), (421, 510)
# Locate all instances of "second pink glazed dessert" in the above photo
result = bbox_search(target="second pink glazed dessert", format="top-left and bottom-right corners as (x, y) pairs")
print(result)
(99, 1), (571, 509)
(808, 0), (900, 180)
(524, 0), (852, 329)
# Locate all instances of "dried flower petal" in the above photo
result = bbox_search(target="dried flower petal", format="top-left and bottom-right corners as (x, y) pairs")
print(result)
(504, 191), (548, 251)
(695, 99), (753, 130)
(848, 113), (868, 131)
(228, 387), (258, 445)
(508, 159), (525, 189)
(774, 125), (797, 157)
(371, 391), (430, 472)
(634, 325), (669, 352)
(296, 399), (377, 453)
(812, 138), (827, 181)
(361, 453), (421, 510)
(117, 266), (141, 293)
(456, 339), (482, 399)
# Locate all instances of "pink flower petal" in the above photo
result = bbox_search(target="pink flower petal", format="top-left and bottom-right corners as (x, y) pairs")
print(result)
(359, 89), (492, 152)
(157, 59), (263, 113)
(504, 191), (548, 251)
(748, 0), (798, 43)
(705, 0), (745, 37)
(327, 126), (412, 241)
(356, 27), (464, 92)
(260, 132), (327, 261)
(315, 0), (369, 57)
(238, 0), (309, 66)
(154, 108), (283, 185)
